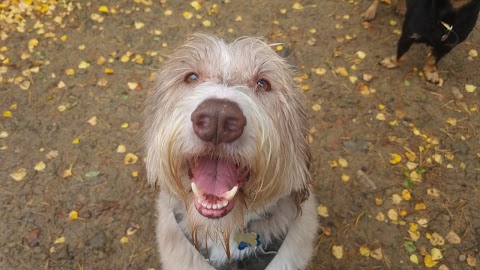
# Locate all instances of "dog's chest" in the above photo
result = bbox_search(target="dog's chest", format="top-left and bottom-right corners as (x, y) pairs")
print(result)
(174, 214), (287, 269)
(406, 0), (479, 45)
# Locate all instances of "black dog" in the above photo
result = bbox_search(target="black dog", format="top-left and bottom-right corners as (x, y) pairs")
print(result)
(381, 0), (480, 84)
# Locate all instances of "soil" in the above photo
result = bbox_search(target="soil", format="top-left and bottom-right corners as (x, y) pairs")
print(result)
(1, 0), (479, 270)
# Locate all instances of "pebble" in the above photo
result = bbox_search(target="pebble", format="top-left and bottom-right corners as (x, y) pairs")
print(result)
(87, 230), (107, 251)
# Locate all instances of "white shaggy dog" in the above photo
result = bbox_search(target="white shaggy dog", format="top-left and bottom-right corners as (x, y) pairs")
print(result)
(144, 33), (318, 270)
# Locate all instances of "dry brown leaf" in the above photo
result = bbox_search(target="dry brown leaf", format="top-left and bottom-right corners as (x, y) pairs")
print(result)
(445, 231), (461, 244)
(370, 248), (383, 260)
(10, 168), (27, 181)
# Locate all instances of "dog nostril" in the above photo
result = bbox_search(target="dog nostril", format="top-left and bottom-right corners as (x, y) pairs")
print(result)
(195, 115), (211, 129)
(221, 117), (246, 143)
(192, 114), (216, 142)
(191, 99), (246, 144)
(225, 118), (240, 132)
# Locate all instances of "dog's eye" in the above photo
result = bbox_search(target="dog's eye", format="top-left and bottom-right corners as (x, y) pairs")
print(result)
(185, 72), (199, 83)
(256, 79), (271, 91)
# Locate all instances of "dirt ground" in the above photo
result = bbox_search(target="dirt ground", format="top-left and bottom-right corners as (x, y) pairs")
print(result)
(1, 0), (479, 269)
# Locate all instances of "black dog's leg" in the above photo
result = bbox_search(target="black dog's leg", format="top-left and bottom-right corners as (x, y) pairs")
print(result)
(431, 45), (453, 65)
(423, 46), (452, 83)
(396, 35), (415, 61)
(381, 34), (414, 68)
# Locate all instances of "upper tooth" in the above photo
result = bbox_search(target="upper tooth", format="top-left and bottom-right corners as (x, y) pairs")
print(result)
(206, 203), (212, 209)
(191, 182), (203, 197)
(224, 186), (238, 201)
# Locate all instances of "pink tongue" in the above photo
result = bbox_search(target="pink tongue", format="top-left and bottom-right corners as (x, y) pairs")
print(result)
(191, 158), (238, 196)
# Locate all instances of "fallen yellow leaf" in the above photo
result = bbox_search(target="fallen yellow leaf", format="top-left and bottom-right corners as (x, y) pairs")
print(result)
(408, 230), (420, 241)
(134, 22), (145, 29)
(65, 69), (75, 76)
(61, 168), (72, 178)
(314, 68), (327, 75)
(432, 153), (443, 164)
(431, 248), (443, 260)
(468, 49), (478, 58)
(3, 111), (12, 118)
(183, 11), (193, 19)
(387, 209), (398, 221)
(410, 171), (422, 182)
(356, 51), (366, 59)
(409, 222), (418, 232)
(312, 104), (321, 111)
(375, 212), (385, 222)
(120, 236), (129, 244)
(427, 188), (440, 197)
(375, 113), (386, 121)
(356, 82), (371, 96)
(370, 248), (383, 261)
(335, 67), (348, 76)
(338, 157), (348, 168)
(124, 153), (139, 165)
(98, 5), (109, 13)
(417, 218), (428, 228)
(392, 194), (402, 204)
(328, 160), (338, 168)
(28, 38), (38, 52)
(332, 245), (343, 259)
(202, 20), (212, 27)
(87, 116), (98, 126)
(424, 254), (438, 268)
(190, 1), (202, 10)
(389, 153), (402, 164)
(317, 204), (329, 217)
(68, 210), (78, 221)
(402, 189), (411, 200)
(410, 254), (419, 264)
(54, 236), (65, 244)
(429, 232), (445, 246)
(292, 2), (304, 10)
(414, 202), (427, 210)
(465, 84), (476, 93)
(34, 161), (46, 172)
(406, 161), (418, 170)
(359, 246), (371, 257)
(9, 168), (27, 181)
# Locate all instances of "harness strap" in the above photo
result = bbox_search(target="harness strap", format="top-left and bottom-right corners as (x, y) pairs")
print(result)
(174, 211), (286, 269)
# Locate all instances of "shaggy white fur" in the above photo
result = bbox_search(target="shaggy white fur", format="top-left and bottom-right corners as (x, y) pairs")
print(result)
(144, 33), (318, 270)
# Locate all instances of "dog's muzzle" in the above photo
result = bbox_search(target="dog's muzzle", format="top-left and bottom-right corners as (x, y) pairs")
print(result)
(188, 98), (249, 219)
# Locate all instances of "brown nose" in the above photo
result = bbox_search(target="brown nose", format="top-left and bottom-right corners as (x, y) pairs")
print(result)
(191, 98), (246, 144)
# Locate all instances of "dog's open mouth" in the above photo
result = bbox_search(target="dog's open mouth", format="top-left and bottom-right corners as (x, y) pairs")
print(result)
(188, 157), (248, 219)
